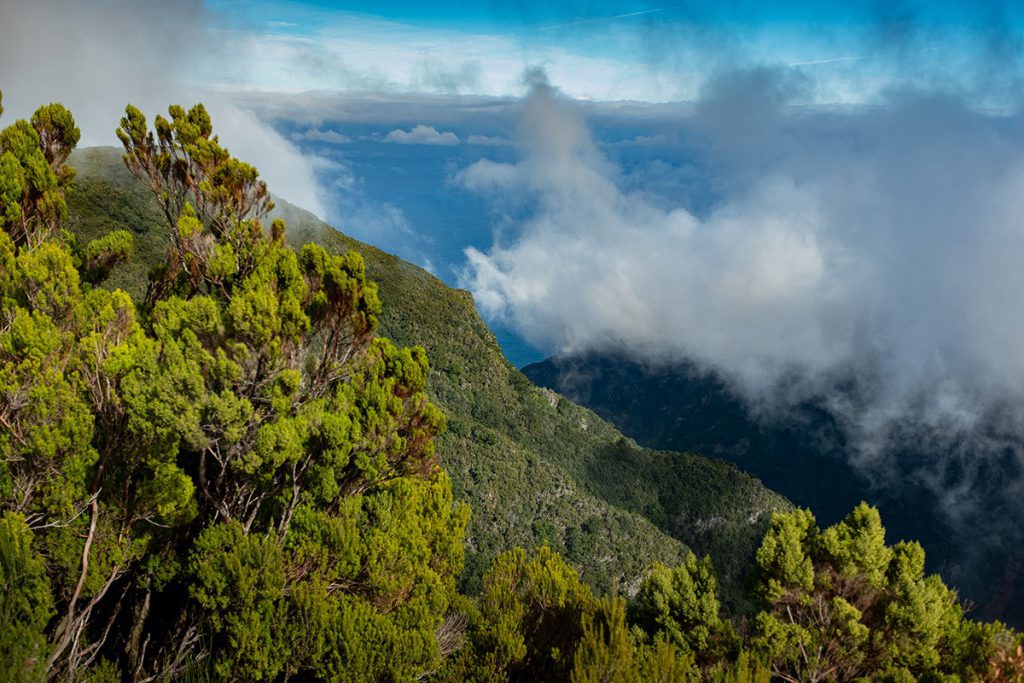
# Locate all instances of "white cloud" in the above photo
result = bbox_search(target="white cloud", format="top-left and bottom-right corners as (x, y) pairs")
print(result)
(295, 128), (352, 144)
(384, 124), (460, 146)
(191, 4), (694, 103)
(459, 70), (1024, 533)
(0, 0), (207, 146)
(466, 134), (510, 146)
(206, 101), (331, 218)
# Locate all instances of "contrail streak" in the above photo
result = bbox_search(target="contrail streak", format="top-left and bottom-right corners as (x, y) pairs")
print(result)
(536, 6), (686, 32)
(419, 5), (687, 54)
(788, 55), (866, 67)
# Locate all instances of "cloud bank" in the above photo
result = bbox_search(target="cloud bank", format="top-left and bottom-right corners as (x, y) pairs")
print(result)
(459, 69), (1024, 535)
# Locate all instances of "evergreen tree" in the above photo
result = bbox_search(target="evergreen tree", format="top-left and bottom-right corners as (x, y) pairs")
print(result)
(474, 545), (596, 680)
(572, 595), (699, 683)
(0, 93), (467, 680)
(750, 502), (1004, 682)
(571, 596), (639, 683)
(0, 512), (53, 682)
(630, 554), (733, 662)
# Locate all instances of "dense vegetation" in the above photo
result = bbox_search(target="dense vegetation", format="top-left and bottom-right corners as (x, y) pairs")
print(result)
(523, 353), (1024, 625)
(437, 504), (1023, 682)
(2, 93), (1020, 680)
(2, 92), (468, 680)
(68, 146), (786, 606)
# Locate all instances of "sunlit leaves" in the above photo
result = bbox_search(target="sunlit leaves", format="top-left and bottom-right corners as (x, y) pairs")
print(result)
(0, 102), (78, 246)
(631, 555), (727, 656)
(751, 502), (988, 681)
(2, 92), (464, 679)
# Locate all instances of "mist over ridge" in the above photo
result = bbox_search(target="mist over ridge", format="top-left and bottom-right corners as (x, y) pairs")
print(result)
(458, 62), (1024, 556)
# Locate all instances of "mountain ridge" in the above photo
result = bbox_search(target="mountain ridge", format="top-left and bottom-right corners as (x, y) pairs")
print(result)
(67, 146), (789, 608)
(523, 350), (1024, 625)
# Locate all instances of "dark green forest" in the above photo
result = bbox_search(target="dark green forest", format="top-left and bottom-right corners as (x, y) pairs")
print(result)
(522, 354), (1024, 624)
(1, 92), (1021, 681)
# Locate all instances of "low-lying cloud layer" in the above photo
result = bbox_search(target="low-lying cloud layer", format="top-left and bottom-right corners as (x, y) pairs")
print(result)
(460, 69), (1024, 532)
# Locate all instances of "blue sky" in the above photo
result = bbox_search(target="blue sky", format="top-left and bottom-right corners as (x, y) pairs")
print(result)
(199, 0), (1024, 104)
(211, 0), (1024, 30)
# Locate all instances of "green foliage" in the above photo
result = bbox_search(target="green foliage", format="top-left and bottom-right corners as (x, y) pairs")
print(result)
(571, 595), (699, 683)
(630, 555), (729, 658)
(0, 95), (465, 681)
(435, 507), (1015, 683)
(79, 229), (134, 283)
(571, 596), (639, 683)
(750, 502), (1000, 682)
(0, 513), (53, 682)
(754, 506), (816, 601)
(31, 103), (81, 172)
(820, 501), (892, 587)
(475, 546), (596, 680)
(117, 103), (271, 253)
(440, 548), (701, 682)
(0, 99), (78, 247)
(705, 650), (772, 683)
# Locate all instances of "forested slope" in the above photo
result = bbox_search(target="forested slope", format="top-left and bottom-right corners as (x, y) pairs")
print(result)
(523, 352), (1024, 625)
(69, 146), (788, 602)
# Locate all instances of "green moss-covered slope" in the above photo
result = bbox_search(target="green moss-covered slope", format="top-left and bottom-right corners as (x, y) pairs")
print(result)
(67, 147), (789, 606)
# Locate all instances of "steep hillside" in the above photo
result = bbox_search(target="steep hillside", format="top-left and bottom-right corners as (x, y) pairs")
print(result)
(524, 354), (866, 527)
(524, 352), (1024, 625)
(67, 147), (789, 606)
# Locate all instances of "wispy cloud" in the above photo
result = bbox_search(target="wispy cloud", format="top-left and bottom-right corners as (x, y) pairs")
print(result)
(0, 0), (366, 218)
(466, 133), (510, 146)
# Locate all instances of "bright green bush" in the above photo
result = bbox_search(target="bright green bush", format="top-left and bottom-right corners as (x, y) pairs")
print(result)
(0, 93), (466, 680)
